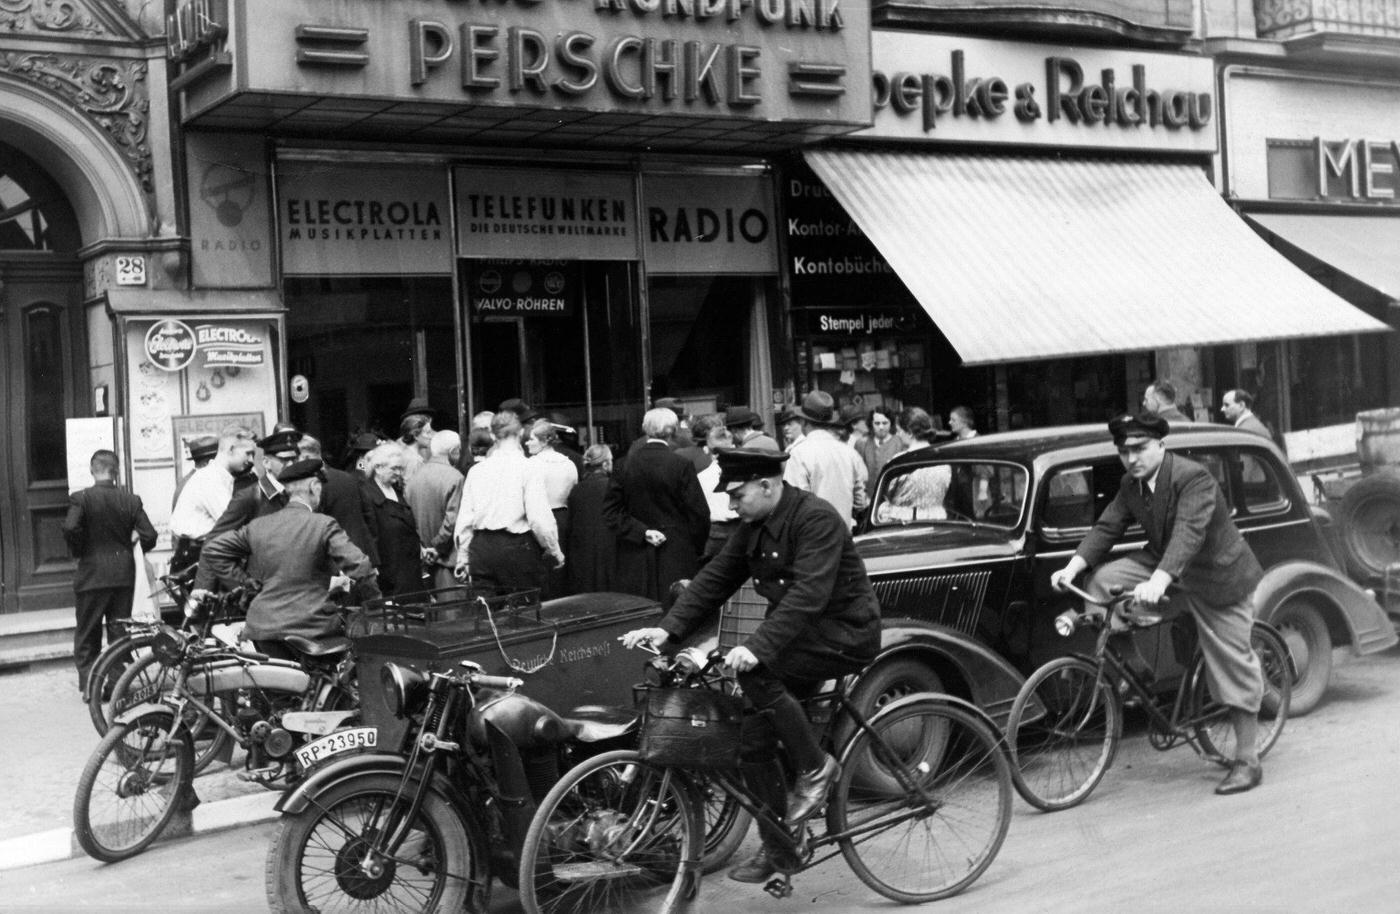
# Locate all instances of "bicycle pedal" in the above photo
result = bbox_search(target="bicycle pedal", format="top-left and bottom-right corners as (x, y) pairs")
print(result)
(763, 876), (794, 899)
(237, 764), (281, 784)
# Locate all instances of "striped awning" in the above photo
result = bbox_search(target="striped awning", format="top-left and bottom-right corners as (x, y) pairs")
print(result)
(1248, 212), (1400, 302)
(804, 150), (1391, 366)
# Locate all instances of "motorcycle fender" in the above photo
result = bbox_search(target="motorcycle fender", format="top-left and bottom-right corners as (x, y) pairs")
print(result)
(275, 753), (467, 818)
(281, 709), (357, 736)
(1254, 561), (1400, 657)
(112, 702), (177, 727)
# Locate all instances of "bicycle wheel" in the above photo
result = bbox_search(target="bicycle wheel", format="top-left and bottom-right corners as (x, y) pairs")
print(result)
(265, 772), (480, 914)
(519, 749), (701, 914)
(1006, 656), (1121, 812)
(692, 772), (751, 875)
(110, 652), (233, 775)
(1191, 622), (1292, 762)
(86, 631), (157, 734)
(829, 697), (1011, 903)
(73, 707), (195, 863)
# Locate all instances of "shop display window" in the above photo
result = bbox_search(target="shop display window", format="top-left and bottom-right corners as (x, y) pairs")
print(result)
(805, 336), (929, 418)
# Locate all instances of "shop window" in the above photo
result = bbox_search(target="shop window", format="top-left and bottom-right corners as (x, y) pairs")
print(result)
(0, 143), (80, 252)
(285, 276), (454, 462)
(24, 305), (67, 481)
(1289, 333), (1388, 430)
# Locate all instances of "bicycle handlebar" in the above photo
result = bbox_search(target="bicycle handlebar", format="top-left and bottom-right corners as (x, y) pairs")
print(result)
(470, 672), (525, 691)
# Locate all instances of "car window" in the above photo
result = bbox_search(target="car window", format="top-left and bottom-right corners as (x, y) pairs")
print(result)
(872, 460), (1028, 529)
(1236, 450), (1289, 516)
(1040, 460), (1129, 539)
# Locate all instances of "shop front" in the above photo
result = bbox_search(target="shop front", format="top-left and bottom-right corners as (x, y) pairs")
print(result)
(168, 0), (869, 459)
(1218, 65), (1400, 469)
(795, 31), (1387, 432)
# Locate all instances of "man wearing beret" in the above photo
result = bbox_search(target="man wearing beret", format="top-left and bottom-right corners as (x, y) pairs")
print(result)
(202, 458), (380, 653)
(621, 447), (881, 882)
(1051, 413), (1267, 795)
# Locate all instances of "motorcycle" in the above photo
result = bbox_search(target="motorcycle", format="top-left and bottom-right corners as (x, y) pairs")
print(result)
(265, 654), (750, 913)
(73, 588), (363, 863)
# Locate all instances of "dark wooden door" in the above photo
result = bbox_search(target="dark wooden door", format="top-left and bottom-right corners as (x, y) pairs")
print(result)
(1, 257), (84, 612)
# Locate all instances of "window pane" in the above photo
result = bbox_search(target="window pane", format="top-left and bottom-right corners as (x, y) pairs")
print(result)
(26, 306), (67, 480)
(0, 143), (81, 252)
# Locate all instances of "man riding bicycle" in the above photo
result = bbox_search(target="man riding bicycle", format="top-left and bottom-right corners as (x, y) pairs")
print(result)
(622, 447), (880, 883)
(1050, 413), (1267, 795)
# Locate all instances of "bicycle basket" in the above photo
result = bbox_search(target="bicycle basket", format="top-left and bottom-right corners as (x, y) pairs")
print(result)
(636, 686), (744, 770)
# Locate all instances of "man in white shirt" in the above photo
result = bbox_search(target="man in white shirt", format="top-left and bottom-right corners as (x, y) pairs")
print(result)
(453, 410), (563, 592)
(170, 426), (256, 544)
(783, 391), (868, 528)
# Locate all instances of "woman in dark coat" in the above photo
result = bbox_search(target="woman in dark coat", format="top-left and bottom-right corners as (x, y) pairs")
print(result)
(363, 443), (424, 596)
(567, 445), (618, 594)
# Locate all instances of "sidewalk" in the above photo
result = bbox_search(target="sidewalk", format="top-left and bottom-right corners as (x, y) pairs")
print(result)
(0, 661), (279, 871)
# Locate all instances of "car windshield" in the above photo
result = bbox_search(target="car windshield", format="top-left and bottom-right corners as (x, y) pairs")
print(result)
(871, 460), (1029, 529)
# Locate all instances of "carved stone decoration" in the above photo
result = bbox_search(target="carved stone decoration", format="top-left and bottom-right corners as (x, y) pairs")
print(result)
(0, 50), (152, 193)
(0, 0), (106, 37)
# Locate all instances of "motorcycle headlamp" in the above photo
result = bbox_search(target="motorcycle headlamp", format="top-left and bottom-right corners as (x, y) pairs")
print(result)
(380, 662), (429, 718)
(152, 626), (192, 666)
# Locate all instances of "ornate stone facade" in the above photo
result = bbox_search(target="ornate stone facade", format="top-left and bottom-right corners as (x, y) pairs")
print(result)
(1255, 0), (1400, 41)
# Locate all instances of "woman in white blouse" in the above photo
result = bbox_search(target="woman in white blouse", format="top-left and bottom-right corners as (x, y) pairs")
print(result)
(527, 419), (579, 597)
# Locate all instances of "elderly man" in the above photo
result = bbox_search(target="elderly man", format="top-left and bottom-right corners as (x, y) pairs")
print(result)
(1142, 380), (1189, 422)
(604, 407), (710, 602)
(202, 458), (380, 655)
(1051, 413), (1267, 795)
(783, 391), (868, 529)
(406, 430), (464, 589)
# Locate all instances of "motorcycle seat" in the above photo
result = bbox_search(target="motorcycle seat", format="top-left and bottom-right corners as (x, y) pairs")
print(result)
(282, 634), (353, 658)
(562, 705), (638, 743)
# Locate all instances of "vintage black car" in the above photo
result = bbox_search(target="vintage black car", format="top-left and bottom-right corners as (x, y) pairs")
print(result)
(852, 423), (1398, 719)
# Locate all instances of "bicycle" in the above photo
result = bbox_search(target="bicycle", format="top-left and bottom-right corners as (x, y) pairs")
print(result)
(518, 645), (1013, 912)
(72, 589), (360, 862)
(1005, 582), (1293, 812)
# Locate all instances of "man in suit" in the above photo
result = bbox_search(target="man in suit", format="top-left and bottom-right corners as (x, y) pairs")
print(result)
(192, 426), (301, 592)
(723, 406), (781, 453)
(1051, 413), (1267, 795)
(604, 407), (709, 602)
(1221, 389), (1272, 439)
(621, 447), (881, 883)
(298, 434), (379, 567)
(62, 450), (158, 692)
(1142, 379), (1189, 422)
(201, 459), (380, 655)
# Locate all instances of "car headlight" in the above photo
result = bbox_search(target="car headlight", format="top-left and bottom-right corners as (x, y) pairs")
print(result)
(380, 662), (429, 718)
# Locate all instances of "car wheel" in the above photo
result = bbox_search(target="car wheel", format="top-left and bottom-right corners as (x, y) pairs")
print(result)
(1269, 598), (1331, 717)
(1337, 472), (1400, 584)
(837, 659), (947, 792)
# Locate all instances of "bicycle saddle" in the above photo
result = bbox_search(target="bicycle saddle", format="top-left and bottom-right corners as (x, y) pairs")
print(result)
(281, 634), (353, 657)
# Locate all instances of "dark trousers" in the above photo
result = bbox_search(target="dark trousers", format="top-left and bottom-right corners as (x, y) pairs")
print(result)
(737, 652), (863, 847)
(74, 587), (134, 690)
(468, 530), (546, 593)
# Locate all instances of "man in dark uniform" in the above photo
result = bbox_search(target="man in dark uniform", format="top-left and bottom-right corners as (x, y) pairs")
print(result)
(201, 459), (381, 655)
(63, 450), (159, 693)
(1052, 413), (1267, 795)
(621, 448), (881, 883)
(298, 433), (379, 567)
(192, 426), (300, 592)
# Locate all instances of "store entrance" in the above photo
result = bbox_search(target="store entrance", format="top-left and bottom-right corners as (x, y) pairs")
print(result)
(463, 260), (643, 449)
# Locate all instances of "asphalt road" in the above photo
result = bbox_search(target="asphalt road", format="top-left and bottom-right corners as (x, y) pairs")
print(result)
(4, 645), (1398, 913)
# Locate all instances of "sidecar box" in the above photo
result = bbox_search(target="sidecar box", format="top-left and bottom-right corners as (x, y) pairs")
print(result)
(351, 589), (663, 748)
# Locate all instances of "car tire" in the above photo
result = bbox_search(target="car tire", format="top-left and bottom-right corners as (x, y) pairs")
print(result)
(836, 658), (946, 792)
(1337, 472), (1400, 584)
(1269, 597), (1331, 717)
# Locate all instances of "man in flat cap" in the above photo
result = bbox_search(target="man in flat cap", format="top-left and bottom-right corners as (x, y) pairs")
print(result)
(621, 446), (881, 883)
(202, 458), (380, 656)
(172, 436), (220, 511)
(1051, 412), (1268, 795)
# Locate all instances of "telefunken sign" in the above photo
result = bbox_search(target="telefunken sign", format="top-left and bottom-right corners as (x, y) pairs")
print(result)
(864, 33), (1216, 153)
(167, 0), (869, 127)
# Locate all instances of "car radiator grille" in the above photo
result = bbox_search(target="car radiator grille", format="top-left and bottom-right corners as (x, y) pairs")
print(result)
(872, 571), (991, 637)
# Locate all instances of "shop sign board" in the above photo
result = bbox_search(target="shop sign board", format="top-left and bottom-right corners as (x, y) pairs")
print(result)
(171, 0), (870, 130)
(804, 308), (922, 336)
(455, 167), (638, 261)
(467, 260), (579, 318)
(641, 173), (776, 274)
(782, 158), (900, 309)
(278, 163), (451, 275)
(1223, 68), (1400, 203)
(861, 32), (1215, 153)
(185, 132), (274, 288)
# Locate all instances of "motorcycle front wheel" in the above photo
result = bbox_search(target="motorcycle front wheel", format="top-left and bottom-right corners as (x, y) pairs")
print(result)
(265, 772), (481, 914)
(73, 707), (195, 862)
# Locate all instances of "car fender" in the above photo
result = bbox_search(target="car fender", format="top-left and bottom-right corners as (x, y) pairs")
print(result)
(1253, 561), (1399, 657)
(875, 619), (1026, 729)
